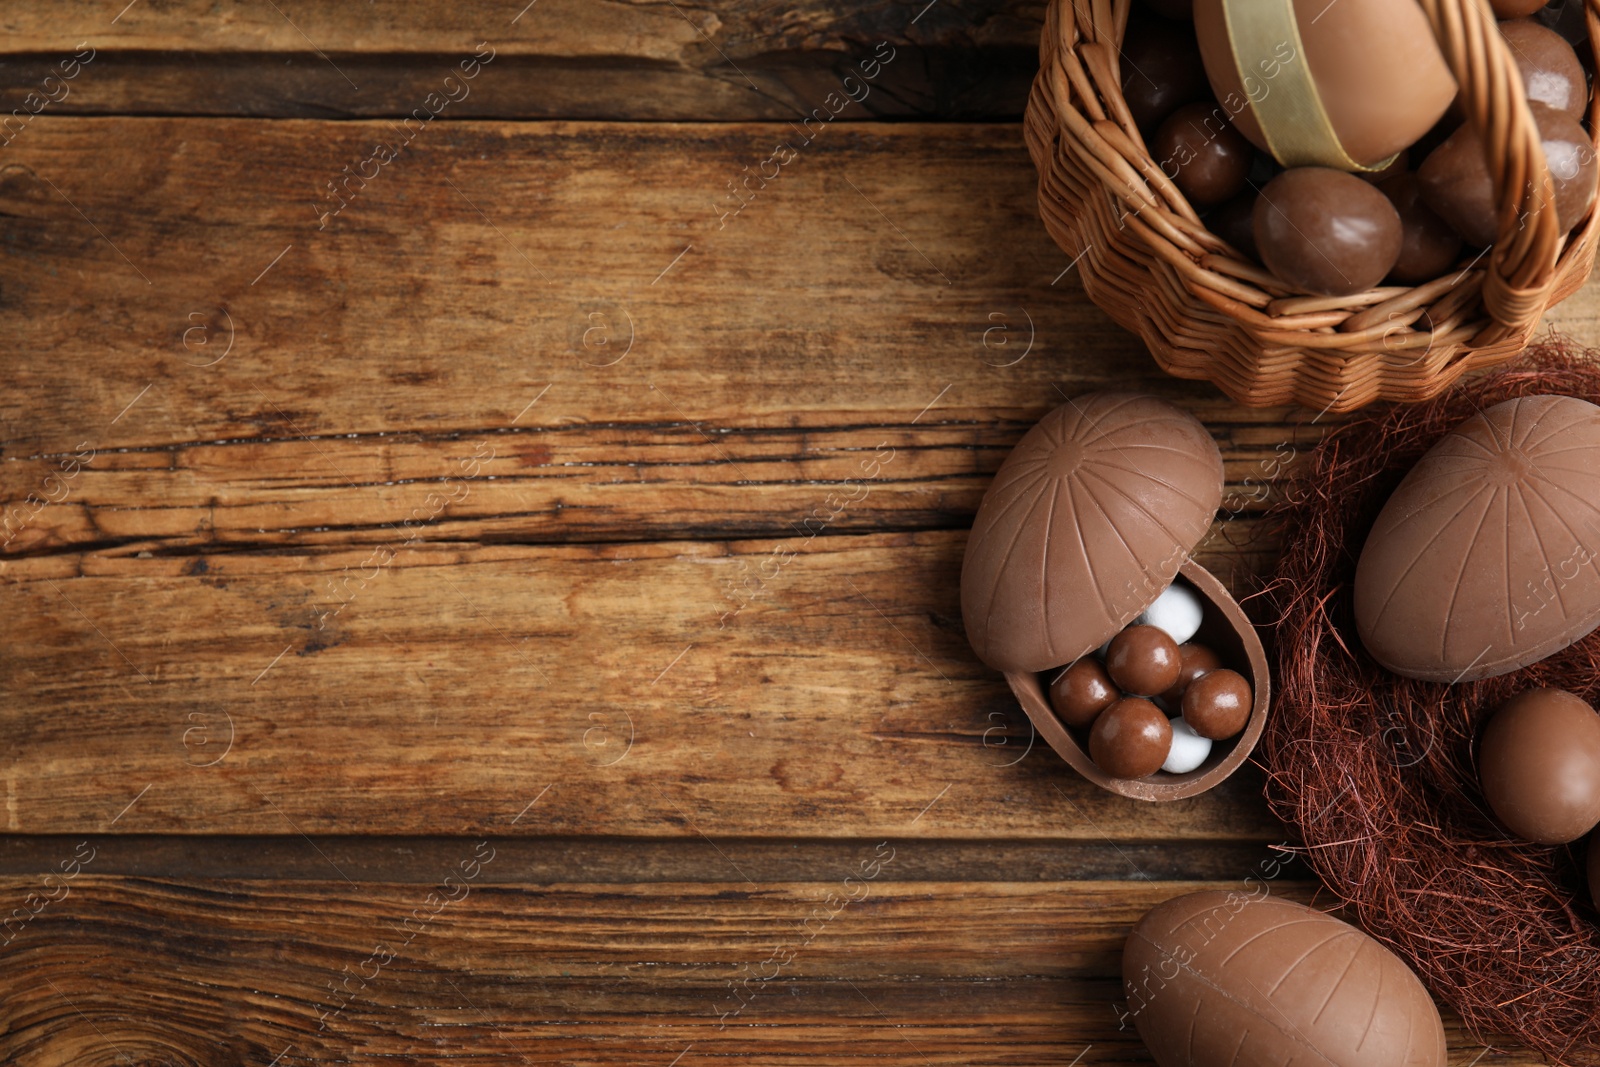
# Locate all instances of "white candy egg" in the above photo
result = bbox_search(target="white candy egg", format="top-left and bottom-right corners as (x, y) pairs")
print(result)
(1137, 581), (1204, 645)
(1161, 716), (1213, 774)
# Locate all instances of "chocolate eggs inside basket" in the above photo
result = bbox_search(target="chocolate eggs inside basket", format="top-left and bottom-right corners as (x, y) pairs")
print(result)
(1024, 0), (1600, 411)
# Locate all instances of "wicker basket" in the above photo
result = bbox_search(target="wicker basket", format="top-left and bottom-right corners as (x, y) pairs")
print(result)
(1024, 0), (1600, 412)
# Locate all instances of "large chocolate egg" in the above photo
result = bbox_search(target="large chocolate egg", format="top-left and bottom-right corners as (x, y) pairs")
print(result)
(1255, 167), (1402, 295)
(1354, 395), (1600, 682)
(1418, 100), (1598, 247)
(1479, 688), (1600, 843)
(1193, 0), (1456, 168)
(1123, 891), (1447, 1067)
(961, 394), (1223, 673)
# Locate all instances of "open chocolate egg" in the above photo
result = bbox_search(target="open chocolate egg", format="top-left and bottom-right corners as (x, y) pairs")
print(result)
(962, 392), (1271, 800)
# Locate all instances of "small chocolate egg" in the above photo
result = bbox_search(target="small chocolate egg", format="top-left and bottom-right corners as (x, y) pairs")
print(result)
(1121, 18), (1210, 130)
(1159, 642), (1224, 704)
(1161, 716), (1214, 773)
(1182, 668), (1252, 739)
(1501, 19), (1588, 118)
(1255, 167), (1402, 295)
(1049, 658), (1120, 728)
(1479, 688), (1600, 844)
(1136, 580), (1205, 645)
(1153, 102), (1252, 206)
(1106, 625), (1183, 697)
(1207, 191), (1259, 259)
(1378, 173), (1465, 284)
(1090, 697), (1174, 778)
(1496, 0), (1553, 21)
(1418, 100), (1598, 247)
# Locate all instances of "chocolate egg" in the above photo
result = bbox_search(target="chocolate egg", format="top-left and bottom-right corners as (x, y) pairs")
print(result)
(1378, 172), (1464, 284)
(961, 394), (1224, 673)
(1194, 0), (1457, 168)
(1479, 688), (1600, 844)
(1049, 658), (1120, 728)
(1153, 102), (1251, 206)
(1124, 891), (1447, 1067)
(1418, 100), (1598, 247)
(1354, 395), (1600, 682)
(1501, 19), (1588, 118)
(1121, 18), (1210, 130)
(1255, 167), (1402, 295)
(1107, 624), (1183, 697)
(1497, 0), (1551, 15)
(1089, 697), (1173, 778)
(1159, 642), (1222, 703)
(1181, 667), (1252, 739)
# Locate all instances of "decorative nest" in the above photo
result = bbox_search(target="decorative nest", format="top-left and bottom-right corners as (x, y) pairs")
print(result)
(1260, 338), (1600, 1065)
(1023, 0), (1600, 412)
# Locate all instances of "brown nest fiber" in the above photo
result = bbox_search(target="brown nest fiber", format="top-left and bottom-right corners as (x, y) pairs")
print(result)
(1261, 338), (1600, 1065)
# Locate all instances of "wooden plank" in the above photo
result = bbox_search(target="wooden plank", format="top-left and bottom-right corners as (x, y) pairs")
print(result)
(0, 834), (1314, 883)
(0, 116), (1339, 553)
(0, 876), (1532, 1065)
(0, 1), (1041, 120)
(0, 534), (1284, 839)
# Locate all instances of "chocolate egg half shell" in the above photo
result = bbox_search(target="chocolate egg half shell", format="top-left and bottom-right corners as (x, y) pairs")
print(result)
(961, 394), (1223, 673)
(1354, 395), (1600, 682)
(1123, 891), (1446, 1067)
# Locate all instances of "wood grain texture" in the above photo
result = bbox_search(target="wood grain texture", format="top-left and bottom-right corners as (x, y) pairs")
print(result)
(0, 876), (1537, 1065)
(0, 117), (1321, 554)
(0, 533), (1283, 839)
(0, 1), (1040, 120)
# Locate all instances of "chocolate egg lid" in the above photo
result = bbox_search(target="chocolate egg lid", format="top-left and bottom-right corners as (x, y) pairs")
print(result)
(961, 393), (1224, 673)
(1354, 395), (1600, 682)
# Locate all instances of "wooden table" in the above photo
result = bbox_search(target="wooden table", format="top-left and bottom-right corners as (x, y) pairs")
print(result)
(1, 3), (1588, 1063)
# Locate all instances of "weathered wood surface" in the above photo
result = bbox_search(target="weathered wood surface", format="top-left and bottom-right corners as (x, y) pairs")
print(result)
(0, 1), (1041, 120)
(3, 35), (1597, 1063)
(0, 876), (1541, 1065)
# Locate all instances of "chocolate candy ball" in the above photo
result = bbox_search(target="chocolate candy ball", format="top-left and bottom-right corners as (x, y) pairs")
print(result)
(1161, 716), (1214, 774)
(1418, 100), (1598, 247)
(1254, 168), (1403, 296)
(1120, 19), (1210, 130)
(1153, 102), (1251, 207)
(1502, 19), (1588, 118)
(1480, 688), (1600, 844)
(1378, 173), (1464, 284)
(1049, 658), (1120, 729)
(1089, 697), (1174, 778)
(1181, 668), (1252, 740)
(1106, 624), (1182, 697)
(1159, 642), (1224, 704)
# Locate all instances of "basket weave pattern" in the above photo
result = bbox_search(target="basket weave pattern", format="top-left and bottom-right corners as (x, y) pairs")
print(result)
(1024, 0), (1600, 412)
